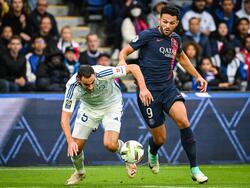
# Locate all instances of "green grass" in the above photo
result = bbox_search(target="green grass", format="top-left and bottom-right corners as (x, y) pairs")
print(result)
(0, 165), (250, 187)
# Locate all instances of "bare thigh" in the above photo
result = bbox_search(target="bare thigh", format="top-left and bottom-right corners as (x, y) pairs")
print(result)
(168, 101), (190, 129)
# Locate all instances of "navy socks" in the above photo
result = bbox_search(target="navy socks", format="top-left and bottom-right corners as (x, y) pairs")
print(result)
(180, 127), (197, 168)
(149, 137), (161, 155)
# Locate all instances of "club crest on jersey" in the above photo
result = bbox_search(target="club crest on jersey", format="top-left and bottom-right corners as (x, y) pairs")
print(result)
(131, 35), (139, 43)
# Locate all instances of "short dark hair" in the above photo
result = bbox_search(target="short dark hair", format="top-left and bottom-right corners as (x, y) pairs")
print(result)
(160, 5), (180, 20)
(77, 65), (95, 79)
(86, 33), (98, 42)
(31, 35), (45, 44)
(237, 17), (250, 26)
(97, 53), (110, 60)
(9, 35), (22, 43)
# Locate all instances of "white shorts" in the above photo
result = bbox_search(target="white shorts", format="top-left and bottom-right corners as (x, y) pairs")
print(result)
(72, 102), (123, 140)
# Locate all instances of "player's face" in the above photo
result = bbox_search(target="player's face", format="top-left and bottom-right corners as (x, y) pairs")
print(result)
(159, 14), (179, 36)
(79, 74), (96, 93)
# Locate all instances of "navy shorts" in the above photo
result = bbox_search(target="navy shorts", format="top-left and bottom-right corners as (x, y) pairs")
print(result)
(137, 85), (184, 128)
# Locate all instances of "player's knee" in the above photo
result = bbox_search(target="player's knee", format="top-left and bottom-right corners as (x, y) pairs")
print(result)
(103, 141), (118, 152)
(154, 136), (166, 146)
(176, 118), (189, 129)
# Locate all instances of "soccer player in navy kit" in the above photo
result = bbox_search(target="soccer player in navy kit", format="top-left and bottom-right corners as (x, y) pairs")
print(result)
(119, 6), (208, 184)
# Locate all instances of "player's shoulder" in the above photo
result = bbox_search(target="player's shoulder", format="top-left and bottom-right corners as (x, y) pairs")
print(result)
(140, 27), (160, 38)
(170, 32), (182, 44)
(171, 32), (181, 39)
(92, 65), (113, 74)
(130, 28), (161, 45)
(66, 73), (79, 88)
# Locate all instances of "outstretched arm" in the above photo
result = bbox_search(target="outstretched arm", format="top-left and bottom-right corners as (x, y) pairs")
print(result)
(118, 44), (135, 66)
(177, 51), (207, 92)
(124, 64), (153, 106)
(61, 111), (78, 157)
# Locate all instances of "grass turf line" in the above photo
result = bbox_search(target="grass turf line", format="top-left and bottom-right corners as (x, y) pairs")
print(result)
(0, 165), (249, 187)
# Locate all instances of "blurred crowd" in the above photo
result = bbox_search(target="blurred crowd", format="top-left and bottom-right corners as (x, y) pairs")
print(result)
(0, 0), (250, 93)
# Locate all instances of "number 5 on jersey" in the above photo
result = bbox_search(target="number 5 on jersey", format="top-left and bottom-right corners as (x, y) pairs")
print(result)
(81, 113), (88, 122)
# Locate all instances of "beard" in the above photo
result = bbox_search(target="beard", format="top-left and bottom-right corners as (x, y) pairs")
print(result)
(159, 26), (172, 36)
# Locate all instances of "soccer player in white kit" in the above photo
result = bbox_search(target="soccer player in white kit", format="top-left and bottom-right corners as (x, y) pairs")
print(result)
(61, 64), (153, 185)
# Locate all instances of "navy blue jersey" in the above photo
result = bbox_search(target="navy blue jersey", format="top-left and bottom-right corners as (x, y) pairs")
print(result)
(129, 27), (183, 91)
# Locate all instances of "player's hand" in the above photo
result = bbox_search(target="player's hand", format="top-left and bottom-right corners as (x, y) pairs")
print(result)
(117, 60), (127, 66)
(67, 140), (79, 157)
(139, 88), (154, 106)
(196, 76), (207, 92)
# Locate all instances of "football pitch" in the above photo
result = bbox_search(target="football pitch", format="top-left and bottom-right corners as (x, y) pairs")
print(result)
(0, 165), (250, 188)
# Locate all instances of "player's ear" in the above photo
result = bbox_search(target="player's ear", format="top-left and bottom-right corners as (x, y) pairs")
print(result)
(76, 75), (81, 81)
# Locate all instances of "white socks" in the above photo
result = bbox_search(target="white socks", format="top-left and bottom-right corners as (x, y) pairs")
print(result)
(71, 152), (85, 174)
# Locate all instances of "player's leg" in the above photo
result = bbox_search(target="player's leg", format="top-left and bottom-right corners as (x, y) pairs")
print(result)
(168, 101), (208, 184)
(66, 138), (87, 185)
(137, 91), (165, 174)
(102, 103), (137, 178)
(66, 108), (100, 185)
(103, 130), (121, 152)
(148, 124), (166, 174)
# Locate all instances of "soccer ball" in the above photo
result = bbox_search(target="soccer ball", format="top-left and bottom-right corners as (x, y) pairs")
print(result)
(120, 140), (144, 164)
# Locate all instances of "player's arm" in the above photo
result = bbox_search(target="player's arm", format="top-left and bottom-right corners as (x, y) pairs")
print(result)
(177, 51), (207, 92)
(125, 64), (153, 106)
(118, 44), (135, 66)
(60, 111), (78, 156)
(61, 83), (79, 157)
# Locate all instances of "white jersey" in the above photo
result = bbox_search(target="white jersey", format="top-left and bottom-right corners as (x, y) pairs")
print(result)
(62, 65), (127, 112)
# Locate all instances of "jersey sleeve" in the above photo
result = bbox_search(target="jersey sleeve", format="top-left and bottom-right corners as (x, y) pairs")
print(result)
(62, 79), (79, 112)
(94, 65), (127, 80)
(174, 33), (183, 55)
(129, 30), (151, 50)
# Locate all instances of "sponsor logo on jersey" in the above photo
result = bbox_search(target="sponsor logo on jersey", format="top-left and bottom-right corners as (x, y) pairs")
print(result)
(159, 47), (177, 58)
(65, 99), (72, 109)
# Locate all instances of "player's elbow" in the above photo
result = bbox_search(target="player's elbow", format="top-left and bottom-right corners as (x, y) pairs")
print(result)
(126, 64), (140, 74)
(61, 111), (71, 128)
